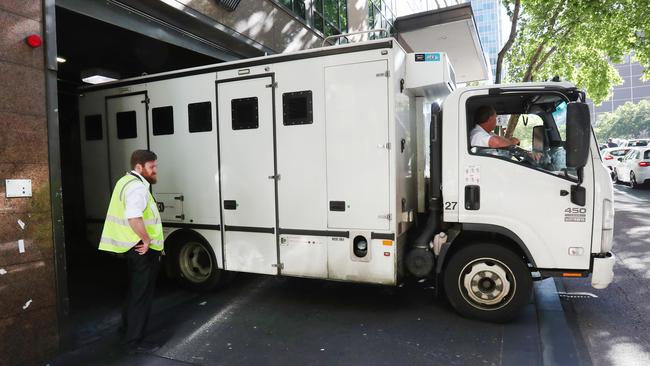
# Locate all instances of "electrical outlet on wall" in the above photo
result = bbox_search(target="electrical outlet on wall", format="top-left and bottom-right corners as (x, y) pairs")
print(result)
(5, 179), (32, 198)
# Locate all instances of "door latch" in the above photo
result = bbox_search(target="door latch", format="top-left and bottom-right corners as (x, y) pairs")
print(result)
(271, 263), (284, 269)
(268, 174), (281, 181)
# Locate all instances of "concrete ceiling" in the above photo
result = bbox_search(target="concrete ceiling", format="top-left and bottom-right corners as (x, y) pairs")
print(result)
(395, 3), (490, 83)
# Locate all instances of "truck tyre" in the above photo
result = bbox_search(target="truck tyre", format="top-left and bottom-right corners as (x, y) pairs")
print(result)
(168, 233), (223, 291)
(443, 242), (532, 322)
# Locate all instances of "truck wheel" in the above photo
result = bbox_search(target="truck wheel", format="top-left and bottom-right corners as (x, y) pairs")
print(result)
(170, 234), (223, 291)
(443, 243), (532, 322)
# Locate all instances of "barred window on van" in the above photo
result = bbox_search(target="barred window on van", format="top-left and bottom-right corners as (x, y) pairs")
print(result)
(283, 91), (313, 126)
(231, 97), (259, 130)
(152, 106), (174, 135)
(116, 111), (137, 139)
(188, 102), (213, 133)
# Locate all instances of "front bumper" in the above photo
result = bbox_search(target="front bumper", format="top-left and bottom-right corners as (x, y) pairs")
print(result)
(591, 252), (615, 289)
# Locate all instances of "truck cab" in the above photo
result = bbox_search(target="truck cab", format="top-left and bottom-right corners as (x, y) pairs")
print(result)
(424, 82), (616, 320)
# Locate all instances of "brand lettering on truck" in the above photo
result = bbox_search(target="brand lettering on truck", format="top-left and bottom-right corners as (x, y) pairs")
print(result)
(564, 207), (587, 222)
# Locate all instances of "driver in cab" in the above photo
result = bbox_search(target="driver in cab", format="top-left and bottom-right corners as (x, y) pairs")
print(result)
(470, 106), (542, 163)
(470, 106), (519, 148)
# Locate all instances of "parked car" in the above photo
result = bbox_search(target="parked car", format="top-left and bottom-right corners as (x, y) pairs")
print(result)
(614, 147), (650, 188)
(626, 139), (649, 147)
(602, 147), (631, 179)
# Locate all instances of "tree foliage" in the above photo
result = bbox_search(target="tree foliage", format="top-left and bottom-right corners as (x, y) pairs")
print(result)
(594, 100), (650, 140)
(498, 0), (650, 137)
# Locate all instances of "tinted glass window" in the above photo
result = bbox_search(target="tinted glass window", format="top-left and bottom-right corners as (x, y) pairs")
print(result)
(231, 97), (259, 130)
(152, 106), (174, 136)
(116, 111), (137, 139)
(283, 91), (313, 126)
(188, 102), (212, 133)
(85, 114), (103, 140)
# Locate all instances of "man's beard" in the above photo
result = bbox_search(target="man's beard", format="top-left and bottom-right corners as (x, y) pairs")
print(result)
(143, 174), (157, 184)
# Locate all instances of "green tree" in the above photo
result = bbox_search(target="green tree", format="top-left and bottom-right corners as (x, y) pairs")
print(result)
(497, 0), (650, 136)
(594, 100), (650, 141)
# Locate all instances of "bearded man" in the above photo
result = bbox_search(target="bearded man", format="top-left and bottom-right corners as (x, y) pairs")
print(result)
(99, 149), (164, 354)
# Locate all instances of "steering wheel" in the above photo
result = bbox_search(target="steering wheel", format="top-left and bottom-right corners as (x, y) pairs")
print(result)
(506, 145), (538, 165)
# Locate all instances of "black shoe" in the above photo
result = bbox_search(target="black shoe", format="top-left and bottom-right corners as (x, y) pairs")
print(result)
(126, 341), (160, 354)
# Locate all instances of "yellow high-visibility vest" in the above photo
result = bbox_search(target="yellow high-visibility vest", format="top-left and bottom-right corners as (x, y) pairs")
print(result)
(99, 173), (164, 253)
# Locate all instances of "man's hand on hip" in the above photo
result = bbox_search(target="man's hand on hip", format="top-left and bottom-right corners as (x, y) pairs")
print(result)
(134, 240), (150, 255)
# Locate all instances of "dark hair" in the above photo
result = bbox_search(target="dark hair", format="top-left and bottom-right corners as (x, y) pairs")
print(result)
(130, 150), (157, 169)
(475, 105), (496, 125)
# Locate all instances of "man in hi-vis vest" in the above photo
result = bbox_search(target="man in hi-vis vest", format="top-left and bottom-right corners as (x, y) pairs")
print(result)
(99, 149), (164, 353)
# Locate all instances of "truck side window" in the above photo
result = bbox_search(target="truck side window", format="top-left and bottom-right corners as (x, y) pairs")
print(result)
(231, 97), (259, 130)
(467, 95), (575, 181)
(152, 106), (174, 136)
(283, 90), (313, 126)
(84, 114), (103, 141)
(116, 111), (137, 139)
(188, 101), (213, 133)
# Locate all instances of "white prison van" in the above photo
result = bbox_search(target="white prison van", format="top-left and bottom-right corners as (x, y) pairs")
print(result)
(79, 38), (615, 322)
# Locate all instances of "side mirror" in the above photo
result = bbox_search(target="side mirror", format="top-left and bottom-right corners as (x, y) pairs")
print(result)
(566, 102), (591, 169)
(532, 125), (545, 152)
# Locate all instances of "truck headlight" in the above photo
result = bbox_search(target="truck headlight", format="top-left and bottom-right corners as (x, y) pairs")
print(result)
(601, 199), (614, 252)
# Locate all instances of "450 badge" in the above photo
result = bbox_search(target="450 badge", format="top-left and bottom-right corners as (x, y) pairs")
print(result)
(564, 207), (587, 222)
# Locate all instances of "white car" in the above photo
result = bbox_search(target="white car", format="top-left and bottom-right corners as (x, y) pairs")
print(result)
(614, 147), (650, 188)
(602, 147), (631, 178)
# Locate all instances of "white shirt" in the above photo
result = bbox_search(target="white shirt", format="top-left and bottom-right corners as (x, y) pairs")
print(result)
(470, 125), (494, 148)
(124, 171), (150, 219)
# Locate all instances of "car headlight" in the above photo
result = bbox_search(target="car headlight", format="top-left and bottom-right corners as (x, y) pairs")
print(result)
(601, 199), (614, 252)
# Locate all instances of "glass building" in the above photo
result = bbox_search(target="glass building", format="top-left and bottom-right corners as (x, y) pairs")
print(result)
(469, 0), (502, 81)
(589, 56), (650, 123)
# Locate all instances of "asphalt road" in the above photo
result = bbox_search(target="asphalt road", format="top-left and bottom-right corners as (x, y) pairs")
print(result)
(57, 187), (650, 366)
(53, 273), (546, 366)
(560, 184), (650, 366)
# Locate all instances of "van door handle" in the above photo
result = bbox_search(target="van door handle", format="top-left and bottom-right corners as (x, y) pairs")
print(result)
(560, 189), (569, 196)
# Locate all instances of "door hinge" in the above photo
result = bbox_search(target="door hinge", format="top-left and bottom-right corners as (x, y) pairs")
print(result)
(266, 82), (278, 88)
(174, 195), (184, 201)
(378, 214), (392, 221)
(175, 214), (185, 220)
(141, 97), (150, 105)
(376, 70), (390, 77)
(378, 142), (391, 150)
(268, 174), (281, 181)
(272, 263), (284, 269)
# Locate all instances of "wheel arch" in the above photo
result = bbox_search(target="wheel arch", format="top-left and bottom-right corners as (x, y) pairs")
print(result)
(163, 228), (218, 277)
(436, 224), (536, 275)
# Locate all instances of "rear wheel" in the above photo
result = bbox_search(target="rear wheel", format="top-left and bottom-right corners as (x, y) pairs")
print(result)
(443, 242), (532, 322)
(168, 233), (224, 291)
(630, 171), (639, 189)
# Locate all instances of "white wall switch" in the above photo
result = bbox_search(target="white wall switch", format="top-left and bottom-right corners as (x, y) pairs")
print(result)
(5, 179), (32, 198)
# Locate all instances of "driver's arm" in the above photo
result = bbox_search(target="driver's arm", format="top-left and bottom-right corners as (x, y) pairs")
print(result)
(488, 135), (520, 148)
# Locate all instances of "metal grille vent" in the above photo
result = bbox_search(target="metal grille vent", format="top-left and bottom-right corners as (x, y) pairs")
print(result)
(217, 0), (241, 11)
(557, 292), (598, 299)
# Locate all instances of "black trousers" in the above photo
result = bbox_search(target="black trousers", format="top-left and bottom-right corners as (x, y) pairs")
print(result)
(122, 245), (161, 346)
